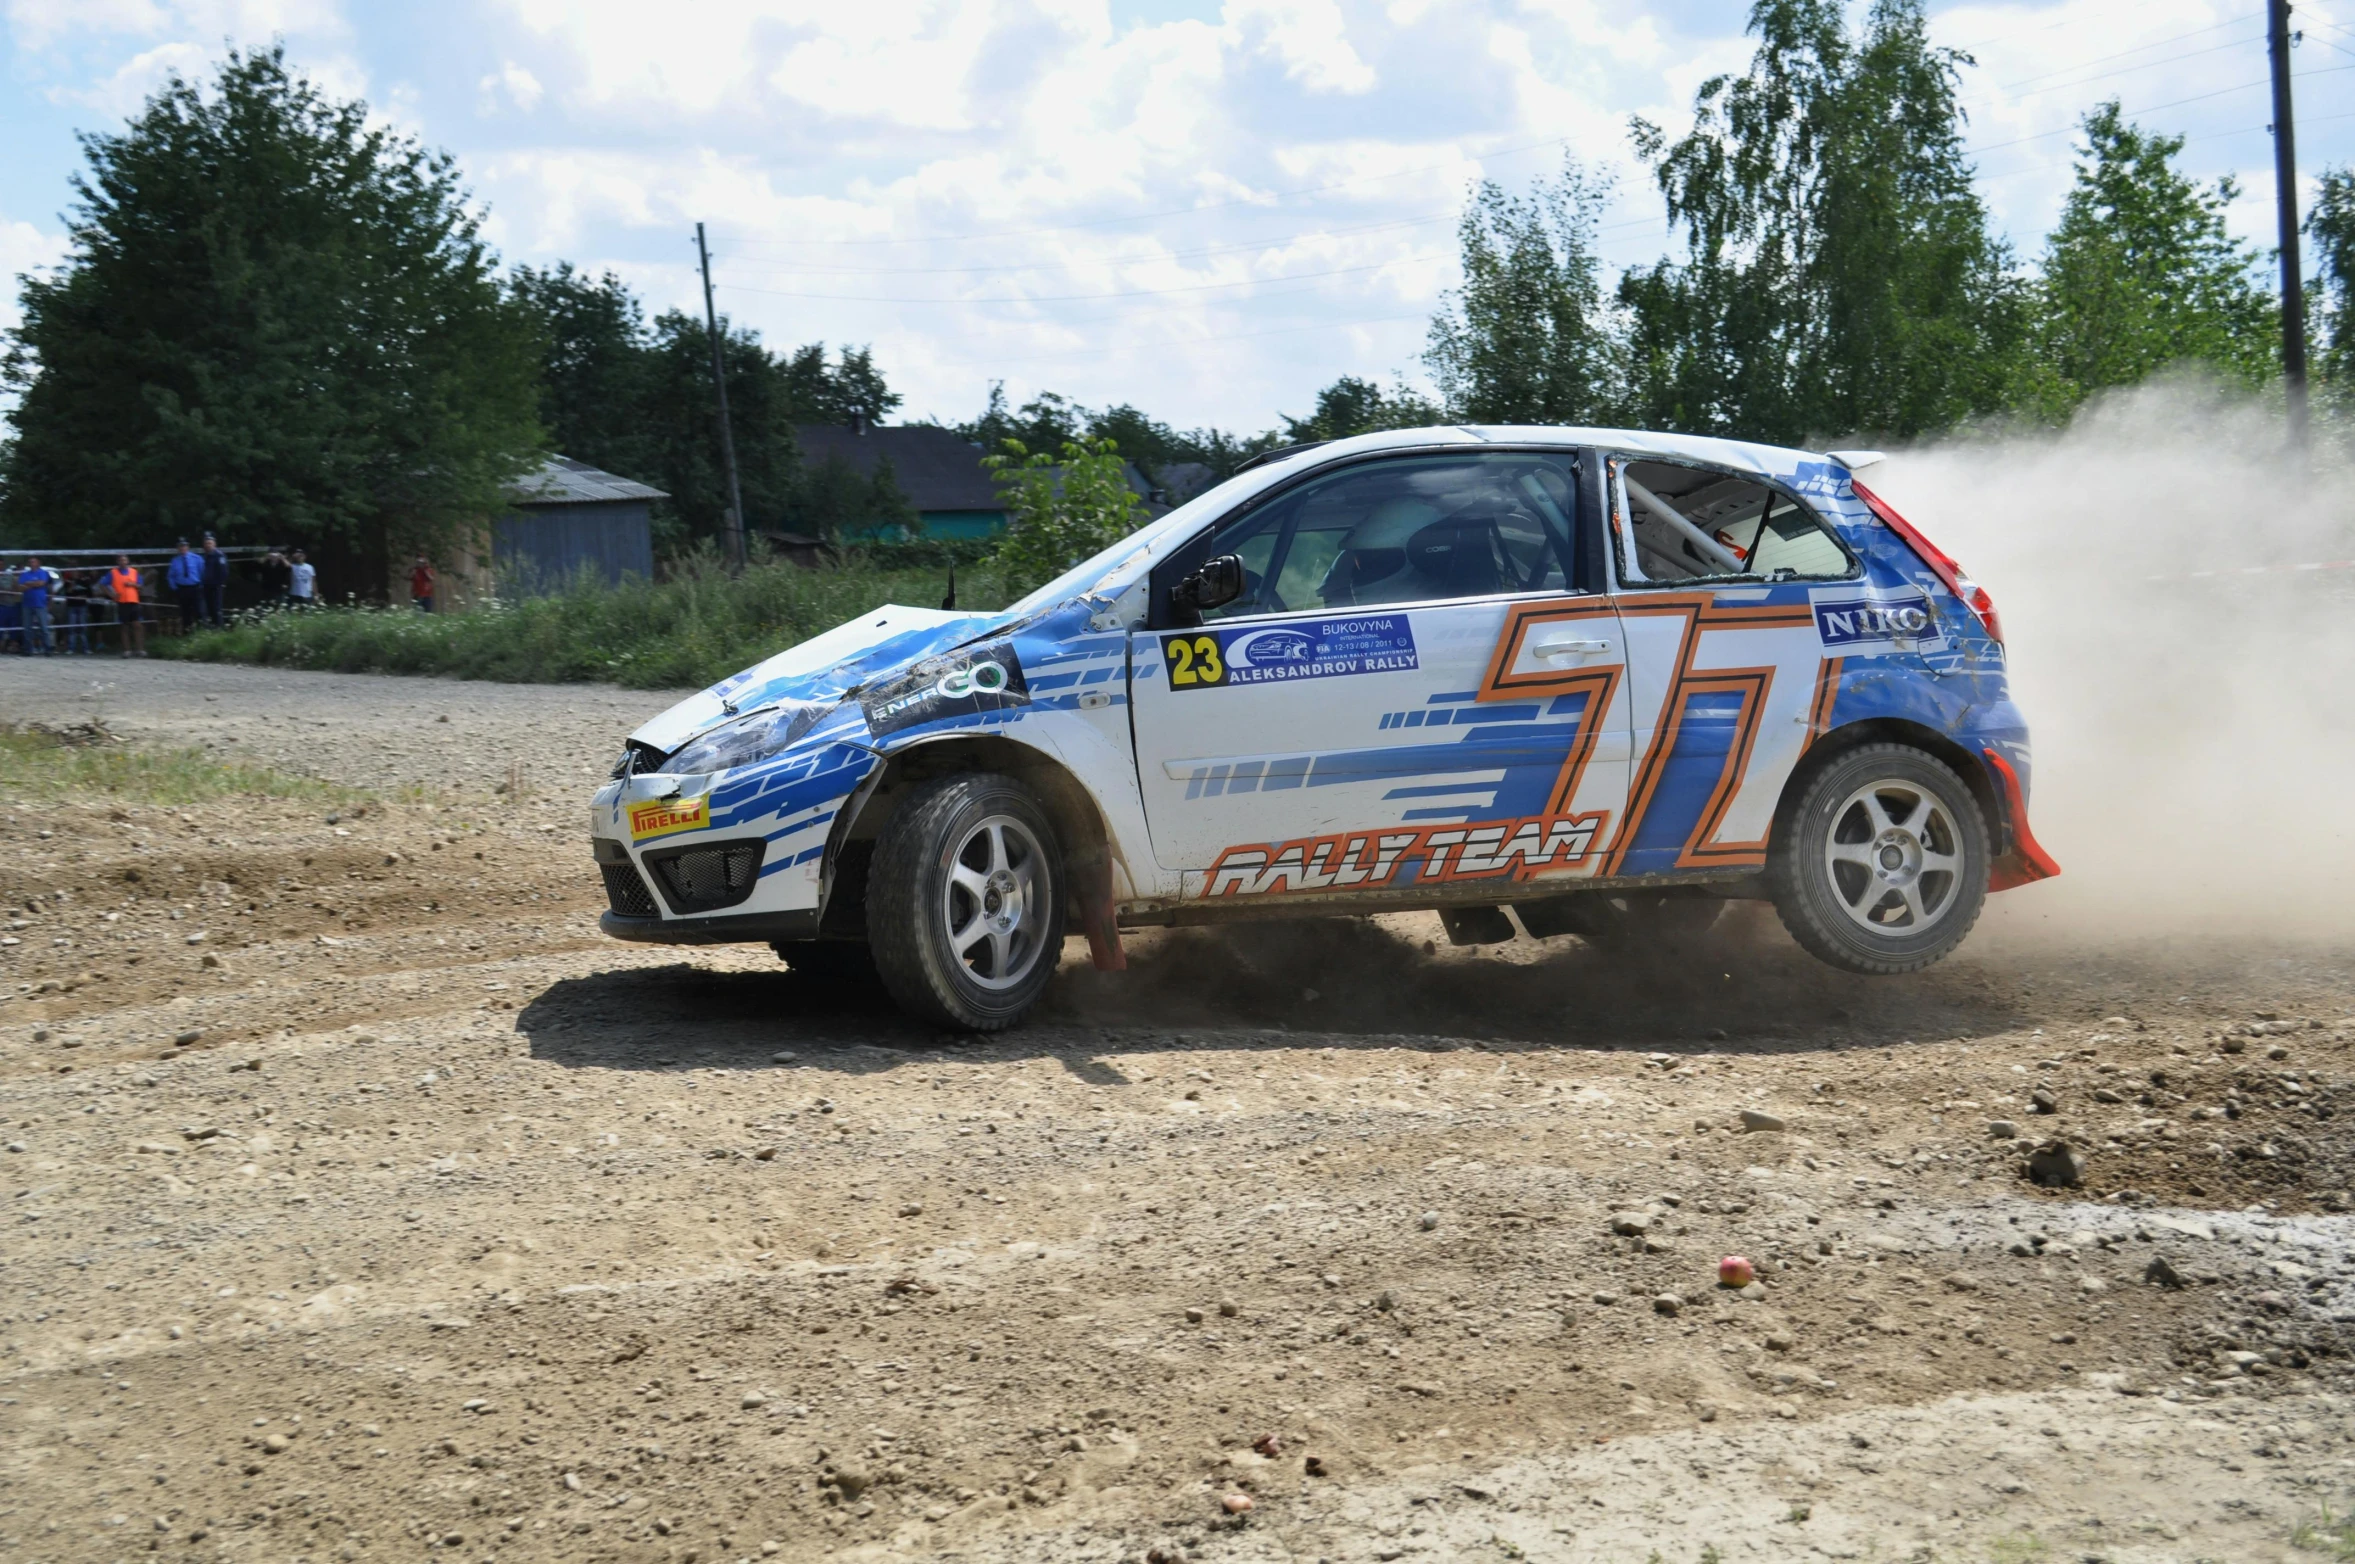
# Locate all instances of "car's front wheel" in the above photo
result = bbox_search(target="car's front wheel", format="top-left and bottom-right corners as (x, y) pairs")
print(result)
(1769, 742), (1988, 974)
(867, 773), (1066, 1030)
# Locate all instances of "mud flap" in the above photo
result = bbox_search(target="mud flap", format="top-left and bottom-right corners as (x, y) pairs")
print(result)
(1982, 747), (2061, 892)
(1074, 850), (1126, 971)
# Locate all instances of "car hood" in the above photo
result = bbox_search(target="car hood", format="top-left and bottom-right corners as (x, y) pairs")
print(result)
(629, 603), (1015, 757)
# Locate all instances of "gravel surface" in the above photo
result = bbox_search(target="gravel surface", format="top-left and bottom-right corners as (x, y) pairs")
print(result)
(0, 655), (690, 795)
(4, 657), (2355, 1563)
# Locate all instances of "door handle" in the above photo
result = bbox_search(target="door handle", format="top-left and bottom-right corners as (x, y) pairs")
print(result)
(1531, 637), (1610, 661)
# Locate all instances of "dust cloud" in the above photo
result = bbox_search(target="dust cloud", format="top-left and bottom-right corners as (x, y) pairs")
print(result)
(1864, 379), (2355, 938)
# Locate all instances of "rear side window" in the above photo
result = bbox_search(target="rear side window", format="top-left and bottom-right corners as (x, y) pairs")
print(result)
(1611, 458), (1852, 587)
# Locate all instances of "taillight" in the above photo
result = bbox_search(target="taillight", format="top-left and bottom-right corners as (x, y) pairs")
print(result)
(1850, 480), (2003, 646)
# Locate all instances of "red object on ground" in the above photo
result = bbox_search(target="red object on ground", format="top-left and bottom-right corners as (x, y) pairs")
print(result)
(1718, 1255), (1755, 1288)
(1981, 747), (2062, 892)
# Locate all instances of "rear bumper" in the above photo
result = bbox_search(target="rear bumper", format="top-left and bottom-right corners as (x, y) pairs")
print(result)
(1981, 746), (2061, 892)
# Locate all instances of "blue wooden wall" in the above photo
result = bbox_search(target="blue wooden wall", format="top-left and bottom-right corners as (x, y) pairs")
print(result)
(493, 502), (655, 593)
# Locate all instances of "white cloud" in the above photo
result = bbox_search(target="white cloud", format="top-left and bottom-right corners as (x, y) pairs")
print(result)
(5, 0), (344, 50)
(1229, 0), (1375, 93)
(6, 0), (2346, 429)
(478, 60), (544, 115)
(0, 214), (71, 362)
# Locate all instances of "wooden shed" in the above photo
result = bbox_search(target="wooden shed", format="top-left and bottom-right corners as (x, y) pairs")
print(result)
(495, 456), (663, 593)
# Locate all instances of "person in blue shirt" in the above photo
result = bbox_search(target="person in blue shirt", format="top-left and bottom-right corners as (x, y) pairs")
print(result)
(15, 557), (58, 655)
(166, 539), (205, 634)
(199, 532), (229, 626)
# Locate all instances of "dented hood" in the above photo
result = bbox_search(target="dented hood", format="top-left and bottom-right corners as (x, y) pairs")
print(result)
(628, 603), (1011, 756)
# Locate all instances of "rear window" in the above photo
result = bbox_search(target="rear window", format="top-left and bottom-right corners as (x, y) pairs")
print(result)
(1612, 458), (1852, 587)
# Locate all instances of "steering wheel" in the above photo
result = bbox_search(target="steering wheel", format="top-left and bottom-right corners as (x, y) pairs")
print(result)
(1224, 567), (1286, 617)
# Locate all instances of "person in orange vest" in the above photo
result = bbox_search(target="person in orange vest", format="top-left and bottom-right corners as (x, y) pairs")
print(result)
(106, 554), (146, 657)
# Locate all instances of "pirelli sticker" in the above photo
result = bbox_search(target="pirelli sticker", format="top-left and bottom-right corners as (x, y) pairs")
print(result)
(628, 795), (708, 841)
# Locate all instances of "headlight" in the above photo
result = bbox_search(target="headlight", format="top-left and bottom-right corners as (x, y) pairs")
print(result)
(660, 701), (831, 776)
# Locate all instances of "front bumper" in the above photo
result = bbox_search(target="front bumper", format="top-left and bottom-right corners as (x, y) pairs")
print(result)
(588, 743), (876, 945)
(599, 908), (821, 945)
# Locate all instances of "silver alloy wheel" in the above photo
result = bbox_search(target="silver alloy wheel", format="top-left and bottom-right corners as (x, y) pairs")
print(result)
(942, 814), (1051, 991)
(1822, 781), (1963, 933)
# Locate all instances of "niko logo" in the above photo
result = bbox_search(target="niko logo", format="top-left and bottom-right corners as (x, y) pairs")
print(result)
(1813, 593), (1935, 649)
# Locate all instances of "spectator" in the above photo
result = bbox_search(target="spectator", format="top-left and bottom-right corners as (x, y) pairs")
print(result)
(199, 532), (229, 627)
(15, 556), (58, 655)
(261, 548), (291, 605)
(61, 567), (92, 654)
(288, 549), (317, 609)
(166, 538), (204, 634)
(409, 554), (437, 613)
(106, 553), (146, 657)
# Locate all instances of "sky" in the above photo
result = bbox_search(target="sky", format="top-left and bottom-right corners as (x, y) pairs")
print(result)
(1, 0), (2351, 436)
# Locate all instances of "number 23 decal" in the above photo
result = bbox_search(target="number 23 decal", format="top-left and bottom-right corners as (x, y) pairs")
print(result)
(1161, 633), (1227, 689)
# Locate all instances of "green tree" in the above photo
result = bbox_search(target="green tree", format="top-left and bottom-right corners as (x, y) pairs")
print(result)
(954, 385), (1279, 495)
(637, 310), (805, 554)
(782, 343), (903, 426)
(509, 262), (656, 482)
(2031, 101), (2275, 407)
(1425, 159), (1624, 424)
(1280, 376), (1442, 441)
(2305, 165), (2355, 396)
(1619, 0), (2021, 442)
(0, 47), (540, 551)
(984, 437), (1148, 593)
(796, 452), (919, 541)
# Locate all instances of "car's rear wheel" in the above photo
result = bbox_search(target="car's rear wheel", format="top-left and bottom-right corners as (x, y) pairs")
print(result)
(868, 773), (1065, 1030)
(1770, 742), (1988, 974)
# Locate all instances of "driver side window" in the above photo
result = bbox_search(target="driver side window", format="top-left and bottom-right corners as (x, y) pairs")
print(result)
(1198, 451), (1581, 621)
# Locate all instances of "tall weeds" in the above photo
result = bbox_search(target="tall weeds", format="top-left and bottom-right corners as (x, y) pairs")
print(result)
(163, 551), (1007, 690)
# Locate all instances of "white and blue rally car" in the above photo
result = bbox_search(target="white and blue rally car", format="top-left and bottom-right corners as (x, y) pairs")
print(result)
(590, 427), (2059, 1030)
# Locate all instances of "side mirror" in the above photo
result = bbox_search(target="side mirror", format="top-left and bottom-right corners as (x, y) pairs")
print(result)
(1173, 554), (1246, 614)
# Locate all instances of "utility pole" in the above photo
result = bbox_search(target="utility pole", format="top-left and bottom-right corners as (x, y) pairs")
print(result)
(2268, 0), (2310, 449)
(695, 222), (749, 569)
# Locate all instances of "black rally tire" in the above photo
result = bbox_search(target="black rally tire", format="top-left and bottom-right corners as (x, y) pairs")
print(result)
(1769, 741), (1989, 975)
(867, 773), (1066, 1031)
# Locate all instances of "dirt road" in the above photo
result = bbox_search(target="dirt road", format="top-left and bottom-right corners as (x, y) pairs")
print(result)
(3, 658), (2352, 1564)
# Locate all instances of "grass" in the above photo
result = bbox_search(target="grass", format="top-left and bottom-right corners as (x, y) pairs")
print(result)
(158, 551), (1016, 690)
(0, 729), (363, 807)
(2295, 1503), (2355, 1559)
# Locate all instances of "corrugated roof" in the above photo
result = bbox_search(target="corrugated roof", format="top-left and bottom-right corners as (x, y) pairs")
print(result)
(508, 454), (668, 506)
(796, 424), (1003, 513)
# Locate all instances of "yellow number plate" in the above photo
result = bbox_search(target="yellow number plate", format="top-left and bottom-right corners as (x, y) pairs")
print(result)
(1160, 632), (1228, 691)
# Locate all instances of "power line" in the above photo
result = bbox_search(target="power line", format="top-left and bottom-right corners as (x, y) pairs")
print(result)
(716, 211), (1460, 278)
(918, 311), (1436, 370)
(706, 130), (1577, 251)
(714, 202), (1667, 285)
(1964, 63), (2355, 157)
(1979, 17), (2261, 95)
(716, 251), (1450, 307)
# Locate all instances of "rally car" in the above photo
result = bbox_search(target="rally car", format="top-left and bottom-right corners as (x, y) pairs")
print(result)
(590, 427), (2057, 1031)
